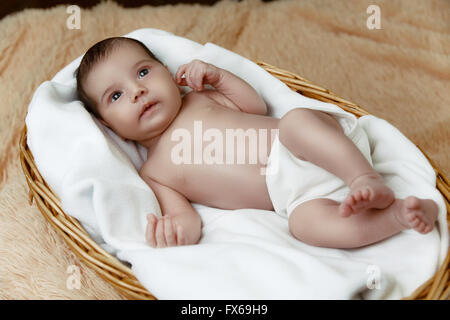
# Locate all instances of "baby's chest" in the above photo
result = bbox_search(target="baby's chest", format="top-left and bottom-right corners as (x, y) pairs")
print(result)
(144, 145), (186, 188)
(143, 134), (265, 200)
(142, 96), (276, 199)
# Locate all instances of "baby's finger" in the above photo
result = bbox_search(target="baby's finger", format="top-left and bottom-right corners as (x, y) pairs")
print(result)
(155, 218), (167, 248)
(164, 217), (177, 247)
(176, 65), (187, 84)
(176, 224), (185, 246)
(192, 66), (204, 91)
(177, 73), (189, 87)
(177, 76), (188, 87)
(146, 214), (157, 248)
(184, 67), (196, 90)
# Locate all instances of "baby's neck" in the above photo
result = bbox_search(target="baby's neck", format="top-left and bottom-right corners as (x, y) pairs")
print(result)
(137, 132), (164, 150)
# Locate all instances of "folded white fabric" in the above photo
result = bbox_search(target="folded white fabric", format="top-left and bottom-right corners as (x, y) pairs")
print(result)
(26, 28), (448, 299)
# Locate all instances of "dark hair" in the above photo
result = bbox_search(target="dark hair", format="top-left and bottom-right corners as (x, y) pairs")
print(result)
(74, 37), (163, 120)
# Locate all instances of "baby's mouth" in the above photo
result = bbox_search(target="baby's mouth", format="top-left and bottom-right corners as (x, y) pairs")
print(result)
(140, 101), (158, 118)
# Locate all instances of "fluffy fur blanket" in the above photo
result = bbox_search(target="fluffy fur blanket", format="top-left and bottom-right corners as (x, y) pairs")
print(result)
(0, 0), (448, 299)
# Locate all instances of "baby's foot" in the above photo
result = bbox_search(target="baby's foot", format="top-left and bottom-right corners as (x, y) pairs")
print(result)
(339, 173), (395, 217)
(393, 196), (439, 234)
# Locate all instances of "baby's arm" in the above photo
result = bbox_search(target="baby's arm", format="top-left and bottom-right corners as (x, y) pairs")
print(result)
(212, 67), (267, 115)
(139, 170), (202, 248)
(176, 59), (267, 115)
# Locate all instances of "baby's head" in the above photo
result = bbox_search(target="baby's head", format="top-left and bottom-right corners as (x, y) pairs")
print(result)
(75, 37), (183, 143)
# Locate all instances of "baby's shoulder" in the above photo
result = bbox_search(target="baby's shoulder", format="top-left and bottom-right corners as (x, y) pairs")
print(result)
(139, 148), (184, 189)
(189, 89), (240, 111)
(138, 157), (152, 178)
(140, 142), (173, 175)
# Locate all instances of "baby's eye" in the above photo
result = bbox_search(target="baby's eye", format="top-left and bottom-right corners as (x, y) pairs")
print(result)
(111, 91), (122, 102)
(139, 68), (149, 78)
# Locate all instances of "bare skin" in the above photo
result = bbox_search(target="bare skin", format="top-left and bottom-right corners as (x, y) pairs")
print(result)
(340, 172), (396, 217)
(288, 196), (438, 249)
(82, 42), (439, 249)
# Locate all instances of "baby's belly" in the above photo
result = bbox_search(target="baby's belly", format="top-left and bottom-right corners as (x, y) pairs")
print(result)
(170, 117), (278, 210)
(177, 162), (274, 211)
(150, 98), (280, 210)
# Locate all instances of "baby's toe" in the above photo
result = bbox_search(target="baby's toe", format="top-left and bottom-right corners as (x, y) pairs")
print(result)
(410, 216), (421, 228)
(360, 190), (367, 200)
(339, 203), (352, 217)
(346, 194), (356, 206)
(361, 188), (371, 200)
(406, 212), (415, 223)
(416, 222), (426, 233)
(359, 189), (369, 202)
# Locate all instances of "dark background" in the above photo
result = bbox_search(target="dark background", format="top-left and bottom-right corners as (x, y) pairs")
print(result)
(1, 0), (276, 20)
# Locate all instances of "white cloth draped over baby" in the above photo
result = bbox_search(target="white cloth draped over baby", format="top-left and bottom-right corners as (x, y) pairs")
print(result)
(26, 28), (448, 299)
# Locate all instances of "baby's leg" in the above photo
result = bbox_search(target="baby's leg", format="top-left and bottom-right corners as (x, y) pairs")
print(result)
(288, 196), (438, 249)
(279, 108), (394, 217)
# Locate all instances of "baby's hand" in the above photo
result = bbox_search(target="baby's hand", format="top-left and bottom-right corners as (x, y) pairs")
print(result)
(146, 214), (185, 248)
(175, 59), (222, 92)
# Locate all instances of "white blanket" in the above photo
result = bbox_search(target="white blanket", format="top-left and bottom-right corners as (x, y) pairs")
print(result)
(25, 28), (448, 299)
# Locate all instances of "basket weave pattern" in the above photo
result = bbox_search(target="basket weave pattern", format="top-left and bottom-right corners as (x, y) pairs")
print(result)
(19, 61), (450, 300)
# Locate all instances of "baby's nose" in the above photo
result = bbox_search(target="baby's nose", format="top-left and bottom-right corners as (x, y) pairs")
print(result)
(133, 88), (147, 101)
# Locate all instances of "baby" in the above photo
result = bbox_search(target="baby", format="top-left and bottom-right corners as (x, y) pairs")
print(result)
(75, 37), (439, 249)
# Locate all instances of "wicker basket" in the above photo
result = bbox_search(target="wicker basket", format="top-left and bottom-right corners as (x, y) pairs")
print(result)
(19, 61), (450, 300)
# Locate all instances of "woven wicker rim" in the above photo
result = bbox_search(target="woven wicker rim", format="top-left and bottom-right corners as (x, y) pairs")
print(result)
(19, 60), (450, 300)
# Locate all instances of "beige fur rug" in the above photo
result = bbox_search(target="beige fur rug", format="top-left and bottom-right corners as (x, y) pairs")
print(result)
(0, 0), (448, 299)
